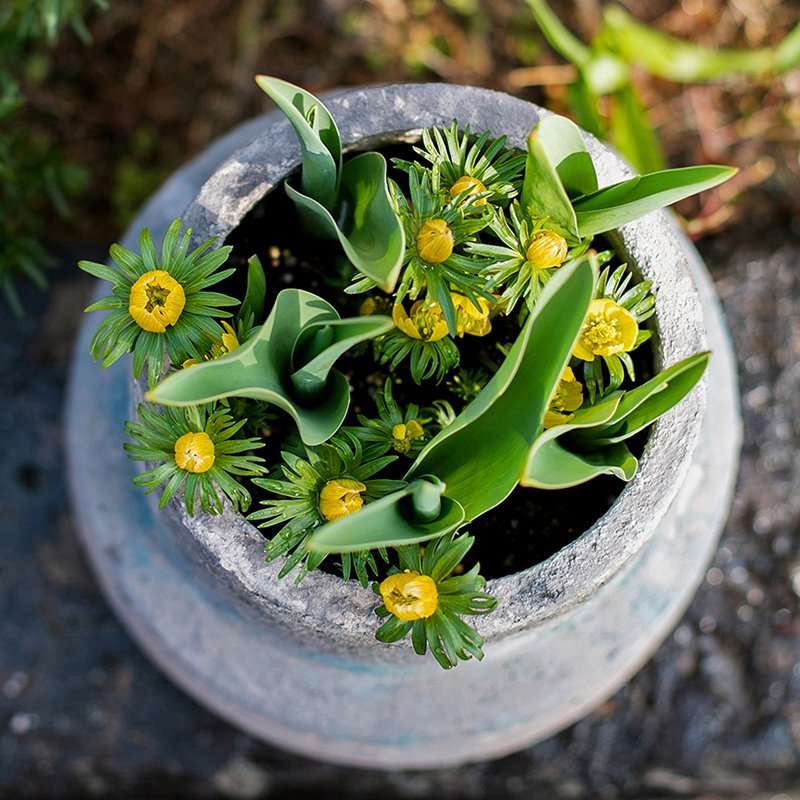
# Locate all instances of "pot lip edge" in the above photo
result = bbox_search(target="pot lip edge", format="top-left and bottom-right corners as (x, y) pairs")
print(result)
(173, 81), (708, 640)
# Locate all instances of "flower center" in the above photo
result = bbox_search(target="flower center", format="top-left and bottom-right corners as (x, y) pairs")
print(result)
(416, 219), (454, 264)
(380, 571), (439, 621)
(129, 270), (186, 333)
(584, 315), (619, 347)
(319, 478), (366, 521)
(573, 299), (639, 361)
(174, 432), (215, 473)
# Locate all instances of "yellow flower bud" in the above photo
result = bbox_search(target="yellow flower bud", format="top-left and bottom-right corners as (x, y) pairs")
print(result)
(318, 478), (366, 521)
(573, 299), (639, 362)
(174, 431), (215, 473)
(416, 219), (454, 264)
(543, 366), (584, 429)
(380, 570), (439, 621)
(391, 419), (425, 453)
(449, 175), (488, 205)
(451, 293), (492, 337)
(526, 230), (569, 271)
(129, 270), (186, 333)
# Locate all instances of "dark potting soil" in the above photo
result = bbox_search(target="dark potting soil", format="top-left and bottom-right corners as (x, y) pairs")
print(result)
(221, 154), (652, 581)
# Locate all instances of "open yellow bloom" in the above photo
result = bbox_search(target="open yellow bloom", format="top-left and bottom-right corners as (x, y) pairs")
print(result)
(544, 366), (584, 429)
(380, 570), (439, 621)
(174, 431), (215, 473)
(416, 219), (454, 264)
(392, 300), (450, 342)
(391, 420), (425, 454)
(129, 270), (186, 333)
(526, 230), (568, 271)
(573, 299), (638, 362)
(451, 293), (492, 337)
(319, 478), (366, 521)
(449, 175), (488, 205)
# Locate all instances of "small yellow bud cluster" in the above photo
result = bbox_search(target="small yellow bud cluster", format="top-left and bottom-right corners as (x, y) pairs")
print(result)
(379, 570), (439, 621)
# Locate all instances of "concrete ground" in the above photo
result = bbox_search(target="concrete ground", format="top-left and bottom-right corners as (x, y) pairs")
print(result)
(1, 224), (800, 798)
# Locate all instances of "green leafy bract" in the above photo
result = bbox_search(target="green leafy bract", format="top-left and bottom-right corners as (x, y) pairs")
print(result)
(147, 289), (392, 446)
(405, 255), (598, 522)
(256, 76), (404, 292)
(523, 352), (709, 489)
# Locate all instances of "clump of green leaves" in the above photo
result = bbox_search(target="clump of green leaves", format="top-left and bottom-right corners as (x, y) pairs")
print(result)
(81, 78), (733, 669)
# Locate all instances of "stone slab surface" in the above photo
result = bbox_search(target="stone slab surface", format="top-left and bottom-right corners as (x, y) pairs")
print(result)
(1, 231), (799, 796)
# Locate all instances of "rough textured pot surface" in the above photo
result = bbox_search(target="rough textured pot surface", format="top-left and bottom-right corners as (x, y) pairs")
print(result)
(67, 84), (741, 768)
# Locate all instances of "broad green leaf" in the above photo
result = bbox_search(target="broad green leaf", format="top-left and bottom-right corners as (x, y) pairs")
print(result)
(290, 315), (394, 405)
(405, 256), (597, 521)
(308, 479), (466, 553)
(522, 125), (579, 236)
(240, 254), (267, 325)
(523, 0), (591, 68)
(286, 152), (405, 292)
(523, 352), (708, 488)
(608, 83), (666, 174)
(576, 352), (709, 446)
(522, 438), (637, 489)
(148, 289), (374, 446)
(535, 114), (598, 198)
(602, 6), (799, 81)
(573, 165), (737, 238)
(255, 75), (341, 210)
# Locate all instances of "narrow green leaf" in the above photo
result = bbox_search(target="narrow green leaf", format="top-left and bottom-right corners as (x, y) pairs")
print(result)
(286, 152), (405, 292)
(147, 289), (355, 446)
(523, 0), (591, 68)
(308, 480), (466, 553)
(255, 75), (342, 210)
(577, 352), (709, 446)
(405, 256), (597, 521)
(240, 254), (267, 325)
(602, 6), (794, 80)
(573, 165), (737, 237)
(535, 114), (598, 198)
(522, 125), (579, 236)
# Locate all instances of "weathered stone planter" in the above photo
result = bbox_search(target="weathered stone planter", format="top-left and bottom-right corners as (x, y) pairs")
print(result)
(66, 84), (741, 768)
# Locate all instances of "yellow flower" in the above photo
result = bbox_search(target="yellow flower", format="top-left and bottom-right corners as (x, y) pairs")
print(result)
(544, 366), (584, 429)
(416, 219), (454, 264)
(380, 570), (439, 621)
(183, 321), (240, 368)
(392, 300), (450, 342)
(318, 478), (367, 521)
(174, 431), (215, 473)
(129, 270), (186, 333)
(573, 298), (639, 362)
(451, 293), (492, 337)
(391, 420), (425, 454)
(526, 230), (568, 271)
(449, 175), (488, 205)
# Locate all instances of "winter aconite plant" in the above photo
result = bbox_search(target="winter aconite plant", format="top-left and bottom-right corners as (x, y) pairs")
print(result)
(80, 77), (734, 669)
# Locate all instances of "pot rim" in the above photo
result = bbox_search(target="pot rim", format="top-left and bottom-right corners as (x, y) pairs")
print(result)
(173, 83), (707, 650)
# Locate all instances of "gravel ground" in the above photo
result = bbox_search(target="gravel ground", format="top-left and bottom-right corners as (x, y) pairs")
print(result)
(1, 224), (799, 798)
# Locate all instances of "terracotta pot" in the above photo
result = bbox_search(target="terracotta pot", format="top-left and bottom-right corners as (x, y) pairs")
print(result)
(67, 84), (741, 768)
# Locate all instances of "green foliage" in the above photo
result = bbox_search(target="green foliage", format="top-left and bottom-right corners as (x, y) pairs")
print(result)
(148, 287), (393, 446)
(248, 433), (405, 584)
(523, 353), (709, 489)
(373, 533), (497, 669)
(256, 75), (405, 292)
(0, 0), (106, 312)
(524, 0), (800, 173)
(406, 255), (596, 524)
(79, 219), (239, 386)
(124, 403), (267, 516)
(308, 476), (466, 553)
